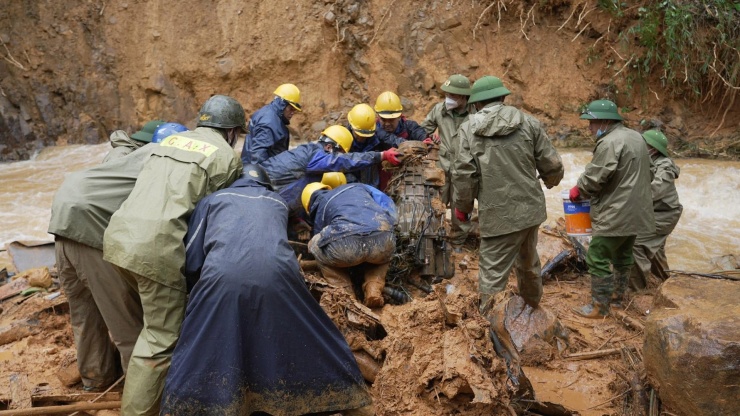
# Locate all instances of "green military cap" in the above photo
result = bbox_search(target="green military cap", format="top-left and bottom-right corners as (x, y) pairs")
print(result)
(468, 76), (511, 104)
(131, 120), (166, 143)
(580, 100), (623, 121)
(642, 130), (669, 157)
(441, 74), (472, 96)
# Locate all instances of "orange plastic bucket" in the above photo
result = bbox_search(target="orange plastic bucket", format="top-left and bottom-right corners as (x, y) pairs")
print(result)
(561, 190), (592, 236)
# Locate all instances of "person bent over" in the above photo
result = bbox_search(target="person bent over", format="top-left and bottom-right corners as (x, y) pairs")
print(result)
(304, 181), (398, 308)
(161, 165), (372, 416)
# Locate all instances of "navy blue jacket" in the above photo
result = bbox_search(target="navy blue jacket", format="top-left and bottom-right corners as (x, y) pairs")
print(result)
(376, 116), (428, 142)
(346, 125), (405, 187)
(162, 175), (370, 414)
(308, 183), (398, 248)
(241, 97), (290, 164)
(262, 142), (383, 216)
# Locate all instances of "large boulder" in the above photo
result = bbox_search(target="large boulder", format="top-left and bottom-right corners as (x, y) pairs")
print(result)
(644, 276), (740, 416)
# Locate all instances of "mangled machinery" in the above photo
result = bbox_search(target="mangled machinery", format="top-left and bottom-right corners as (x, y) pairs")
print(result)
(384, 140), (454, 299)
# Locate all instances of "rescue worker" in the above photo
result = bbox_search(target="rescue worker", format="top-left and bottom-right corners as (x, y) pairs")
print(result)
(420, 74), (475, 250)
(374, 92), (427, 189)
(103, 119), (164, 162)
(630, 129), (683, 289)
(374, 91), (427, 141)
(150, 122), (188, 144)
(161, 165), (373, 415)
(48, 147), (158, 392)
(452, 76), (564, 312)
(262, 124), (404, 218)
(345, 103), (405, 188)
(570, 99), (654, 318)
(241, 83), (302, 164)
(103, 95), (245, 415)
(304, 179), (398, 308)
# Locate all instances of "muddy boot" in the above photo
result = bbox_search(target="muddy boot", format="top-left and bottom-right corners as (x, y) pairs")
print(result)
(318, 264), (355, 298)
(362, 263), (389, 309)
(611, 268), (630, 308)
(479, 292), (495, 314)
(574, 300), (609, 319)
(574, 274), (611, 319)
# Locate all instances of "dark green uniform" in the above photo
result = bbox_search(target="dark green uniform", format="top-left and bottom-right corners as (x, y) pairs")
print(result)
(452, 103), (563, 305)
(103, 127), (242, 416)
(420, 102), (474, 245)
(575, 123), (655, 304)
(631, 154), (682, 288)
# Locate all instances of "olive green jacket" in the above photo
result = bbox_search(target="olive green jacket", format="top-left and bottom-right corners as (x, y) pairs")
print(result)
(102, 130), (147, 163)
(576, 123), (655, 237)
(420, 102), (473, 173)
(648, 154), (682, 235)
(48, 144), (159, 250)
(452, 103), (564, 237)
(103, 127), (242, 291)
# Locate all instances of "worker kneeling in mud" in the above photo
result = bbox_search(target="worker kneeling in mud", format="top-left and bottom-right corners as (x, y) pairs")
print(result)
(303, 176), (398, 308)
(161, 165), (373, 416)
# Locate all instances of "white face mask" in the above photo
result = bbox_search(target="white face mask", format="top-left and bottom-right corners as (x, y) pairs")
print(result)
(444, 97), (459, 110)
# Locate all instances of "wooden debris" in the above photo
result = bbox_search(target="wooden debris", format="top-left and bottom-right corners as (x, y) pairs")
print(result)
(0, 319), (40, 347)
(0, 401), (121, 415)
(32, 391), (121, 405)
(612, 309), (645, 331)
(565, 346), (636, 360)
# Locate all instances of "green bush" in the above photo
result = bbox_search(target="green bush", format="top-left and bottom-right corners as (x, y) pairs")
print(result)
(617, 1), (740, 99)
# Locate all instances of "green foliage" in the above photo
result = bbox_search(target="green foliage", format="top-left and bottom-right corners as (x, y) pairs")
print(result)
(616, 0), (740, 100)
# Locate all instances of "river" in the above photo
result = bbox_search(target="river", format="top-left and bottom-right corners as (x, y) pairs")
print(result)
(0, 145), (738, 272)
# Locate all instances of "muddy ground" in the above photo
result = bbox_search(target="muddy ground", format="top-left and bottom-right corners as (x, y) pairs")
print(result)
(0, 225), (658, 415)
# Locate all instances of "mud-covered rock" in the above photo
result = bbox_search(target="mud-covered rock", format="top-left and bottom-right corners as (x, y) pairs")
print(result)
(644, 276), (740, 416)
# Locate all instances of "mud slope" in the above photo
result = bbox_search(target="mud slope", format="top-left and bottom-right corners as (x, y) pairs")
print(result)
(1, 0), (738, 160)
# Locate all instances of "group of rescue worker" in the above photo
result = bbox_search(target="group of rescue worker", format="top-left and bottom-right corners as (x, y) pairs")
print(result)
(47, 73), (681, 415)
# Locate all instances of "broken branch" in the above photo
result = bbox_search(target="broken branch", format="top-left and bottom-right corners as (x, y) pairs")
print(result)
(565, 346), (635, 360)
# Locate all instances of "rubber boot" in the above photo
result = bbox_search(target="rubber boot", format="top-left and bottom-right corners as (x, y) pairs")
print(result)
(362, 263), (389, 309)
(479, 292), (495, 314)
(318, 263), (355, 298)
(574, 274), (611, 319)
(611, 268), (630, 308)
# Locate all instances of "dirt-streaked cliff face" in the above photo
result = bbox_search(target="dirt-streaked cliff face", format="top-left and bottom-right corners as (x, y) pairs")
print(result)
(1, 0), (738, 161)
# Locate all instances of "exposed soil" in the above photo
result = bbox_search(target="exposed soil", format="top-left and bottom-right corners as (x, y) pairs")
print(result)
(1, 0), (738, 161)
(0, 227), (656, 415)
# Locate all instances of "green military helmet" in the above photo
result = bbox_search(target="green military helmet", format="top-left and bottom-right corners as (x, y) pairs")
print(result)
(441, 74), (472, 96)
(468, 76), (511, 104)
(197, 95), (247, 131)
(131, 119), (166, 143)
(580, 99), (623, 121)
(642, 129), (669, 157)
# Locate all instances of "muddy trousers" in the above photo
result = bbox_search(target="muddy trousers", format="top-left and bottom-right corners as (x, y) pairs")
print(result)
(478, 225), (542, 306)
(586, 235), (636, 304)
(55, 238), (144, 389)
(309, 232), (395, 304)
(441, 177), (473, 246)
(115, 267), (186, 416)
(630, 232), (671, 290)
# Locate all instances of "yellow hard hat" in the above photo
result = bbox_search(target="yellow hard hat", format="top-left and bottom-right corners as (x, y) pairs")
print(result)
(302, 182), (330, 213)
(374, 91), (402, 119)
(321, 125), (353, 153)
(274, 83), (302, 112)
(347, 104), (377, 137)
(321, 172), (347, 189)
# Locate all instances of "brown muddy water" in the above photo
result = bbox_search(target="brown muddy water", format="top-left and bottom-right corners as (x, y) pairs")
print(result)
(0, 145), (738, 273)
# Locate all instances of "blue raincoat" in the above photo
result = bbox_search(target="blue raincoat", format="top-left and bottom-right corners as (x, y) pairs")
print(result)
(241, 98), (290, 164)
(160, 175), (371, 415)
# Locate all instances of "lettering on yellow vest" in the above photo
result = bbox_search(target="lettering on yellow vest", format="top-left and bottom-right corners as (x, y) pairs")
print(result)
(160, 135), (217, 157)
